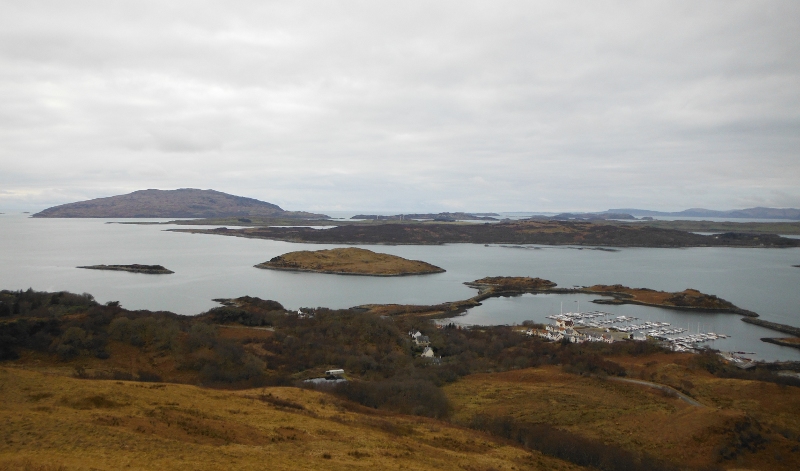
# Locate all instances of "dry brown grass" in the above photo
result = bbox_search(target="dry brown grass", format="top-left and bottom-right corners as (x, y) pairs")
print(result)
(216, 325), (274, 341)
(256, 247), (445, 276)
(444, 358), (800, 470)
(0, 367), (585, 470)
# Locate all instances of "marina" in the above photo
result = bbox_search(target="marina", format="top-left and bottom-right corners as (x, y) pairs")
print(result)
(544, 305), (731, 353)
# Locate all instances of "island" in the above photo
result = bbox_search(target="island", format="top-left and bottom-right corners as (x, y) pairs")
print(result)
(77, 264), (174, 274)
(32, 188), (328, 219)
(255, 247), (445, 276)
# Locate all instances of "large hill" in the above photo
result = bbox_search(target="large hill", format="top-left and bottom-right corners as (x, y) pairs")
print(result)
(32, 188), (328, 218)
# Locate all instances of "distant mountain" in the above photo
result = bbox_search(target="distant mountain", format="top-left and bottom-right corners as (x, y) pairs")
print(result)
(608, 207), (800, 220)
(32, 189), (329, 219)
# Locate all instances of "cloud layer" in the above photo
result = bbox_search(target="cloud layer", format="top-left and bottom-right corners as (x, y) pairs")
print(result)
(1, 1), (798, 212)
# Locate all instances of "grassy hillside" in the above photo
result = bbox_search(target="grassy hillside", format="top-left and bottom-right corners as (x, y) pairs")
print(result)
(1, 367), (578, 471)
(3, 288), (800, 470)
(445, 356), (800, 470)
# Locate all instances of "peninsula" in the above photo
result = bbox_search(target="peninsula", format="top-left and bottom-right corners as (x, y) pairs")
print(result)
(32, 188), (328, 219)
(77, 264), (174, 274)
(171, 219), (800, 247)
(255, 247), (445, 276)
(358, 276), (753, 319)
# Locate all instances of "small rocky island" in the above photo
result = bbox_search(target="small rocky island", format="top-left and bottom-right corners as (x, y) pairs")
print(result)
(77, 264), (174, 274)
(255, 247), (445, 276)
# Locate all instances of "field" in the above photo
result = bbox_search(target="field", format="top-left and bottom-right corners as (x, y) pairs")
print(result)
(0, 367), (581, 471)
(444, 355), (800, 470)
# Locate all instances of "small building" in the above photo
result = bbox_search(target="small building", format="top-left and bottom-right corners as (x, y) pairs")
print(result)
(421, 346), (435, 358)
(414, 335), (431, 347)
(324, 369), (345, 378)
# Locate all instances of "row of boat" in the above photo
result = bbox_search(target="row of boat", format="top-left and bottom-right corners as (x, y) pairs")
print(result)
(545, 309), (730, 351)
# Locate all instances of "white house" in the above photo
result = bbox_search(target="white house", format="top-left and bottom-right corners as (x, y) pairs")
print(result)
(414, 335), (431, 347)
(421, 346), (435, 358)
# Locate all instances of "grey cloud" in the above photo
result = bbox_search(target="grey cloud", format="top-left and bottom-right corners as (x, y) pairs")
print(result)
(0, 1), (799, 213)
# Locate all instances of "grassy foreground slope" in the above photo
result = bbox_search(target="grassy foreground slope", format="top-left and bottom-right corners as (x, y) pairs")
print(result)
(445, 355), (800, 471)
(0, 367), (578, 471)
(4, 288), (800, 470)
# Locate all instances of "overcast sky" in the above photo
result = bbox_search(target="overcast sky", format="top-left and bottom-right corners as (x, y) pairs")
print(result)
(1, 1), (798, 213)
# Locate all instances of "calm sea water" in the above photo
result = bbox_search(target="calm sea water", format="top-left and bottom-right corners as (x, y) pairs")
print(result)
(1, 213), (799, 361)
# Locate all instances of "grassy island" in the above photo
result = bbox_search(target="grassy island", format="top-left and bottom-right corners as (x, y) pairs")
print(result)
(77, 264), (174, 274)
(255, 247), (445, 276)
